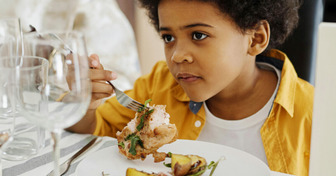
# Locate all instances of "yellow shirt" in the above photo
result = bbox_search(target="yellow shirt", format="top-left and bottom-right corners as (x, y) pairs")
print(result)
(94, 49), (314, 176)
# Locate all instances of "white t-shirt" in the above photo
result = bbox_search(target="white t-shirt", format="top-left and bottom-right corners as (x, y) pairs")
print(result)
(197, 62), (281, 164)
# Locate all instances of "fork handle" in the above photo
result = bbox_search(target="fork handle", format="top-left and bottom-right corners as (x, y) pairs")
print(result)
(106, 80), (115, 89)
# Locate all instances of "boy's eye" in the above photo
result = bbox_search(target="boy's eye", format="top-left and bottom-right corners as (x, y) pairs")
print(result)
(192, 32), (207, 40)
(162, 35), (175, 43)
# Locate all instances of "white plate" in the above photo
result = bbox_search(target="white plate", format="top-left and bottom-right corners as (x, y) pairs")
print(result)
(76, 139), (270, 176)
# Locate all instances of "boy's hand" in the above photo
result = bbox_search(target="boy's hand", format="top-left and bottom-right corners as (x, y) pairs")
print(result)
(89, 54), (117, 109)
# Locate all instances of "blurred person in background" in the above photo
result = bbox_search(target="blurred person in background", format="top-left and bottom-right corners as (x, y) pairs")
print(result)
(0, 0), (141, 91)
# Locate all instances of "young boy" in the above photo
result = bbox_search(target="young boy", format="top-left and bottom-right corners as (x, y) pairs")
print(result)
(68, 0), (313, 175)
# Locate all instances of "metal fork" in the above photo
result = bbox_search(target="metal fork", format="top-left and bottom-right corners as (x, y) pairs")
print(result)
(46, 137), (99, 176)
(106, 81), (146, 112)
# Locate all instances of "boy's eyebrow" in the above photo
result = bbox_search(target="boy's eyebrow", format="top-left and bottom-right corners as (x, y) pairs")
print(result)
(182, 23), (214, 29)
(159, 23), (214, 31)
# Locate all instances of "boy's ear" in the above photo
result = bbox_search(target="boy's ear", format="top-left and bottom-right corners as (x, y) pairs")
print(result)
(247, 20), (270, 56)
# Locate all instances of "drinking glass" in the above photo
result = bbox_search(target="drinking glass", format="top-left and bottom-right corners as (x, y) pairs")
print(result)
(0, 58), (14, 175)
(0, 129), (11, 176)
(21, 31), (91, 175)
(0, 56), (48, 161)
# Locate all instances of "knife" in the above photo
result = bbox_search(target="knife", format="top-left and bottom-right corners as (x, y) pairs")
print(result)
(47, 137), (98, 176)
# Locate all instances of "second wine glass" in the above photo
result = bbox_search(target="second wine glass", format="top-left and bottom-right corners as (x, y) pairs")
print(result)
(19, 31), (92, 175)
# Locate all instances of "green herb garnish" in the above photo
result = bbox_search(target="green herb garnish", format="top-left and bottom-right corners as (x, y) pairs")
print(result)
(137, 99), (152, 112)
(125, 133), (136, 140)
(189, 156), (225, 176)
(144, 99), (152, 106)
(145, 109), (154, 115)
(138, 137), (144, 148)
(118, 142), (125, 149)
(136, 109), (154, 131)
(125, 133), (143, 156)
(189, 169), (206, 176)
(208, 156), (225, 176)
(163, 162), (171, 168)
(136, 114), (145, 131)
(167, 152), (172, 158)
(137, 107), (144, 112)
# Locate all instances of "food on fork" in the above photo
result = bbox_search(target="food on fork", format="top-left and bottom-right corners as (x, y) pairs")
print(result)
(117, 100), (178, 162)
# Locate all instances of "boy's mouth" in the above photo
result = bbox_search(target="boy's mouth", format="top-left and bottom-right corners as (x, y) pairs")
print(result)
(176, 73), (201, 82)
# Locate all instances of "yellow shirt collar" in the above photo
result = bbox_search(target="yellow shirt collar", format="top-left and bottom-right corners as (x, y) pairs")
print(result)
(263, 49), (297, 117)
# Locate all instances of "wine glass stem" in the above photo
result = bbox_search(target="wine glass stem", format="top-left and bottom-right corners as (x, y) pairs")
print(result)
(51, 130), (61, 176)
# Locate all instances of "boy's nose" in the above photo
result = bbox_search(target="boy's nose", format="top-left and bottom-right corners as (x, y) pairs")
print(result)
(171, 46), (193, 63)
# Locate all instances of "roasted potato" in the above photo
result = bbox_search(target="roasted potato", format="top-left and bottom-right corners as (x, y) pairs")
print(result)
(126, 168), (156, 176)
(171, 154), (192, 176)
(187, 155), (207, 174)
(126, 154), (208, 176)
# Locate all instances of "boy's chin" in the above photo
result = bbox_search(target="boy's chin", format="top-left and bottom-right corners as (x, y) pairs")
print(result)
(182, 87), (213, 102)
(187, 94), (209, 103)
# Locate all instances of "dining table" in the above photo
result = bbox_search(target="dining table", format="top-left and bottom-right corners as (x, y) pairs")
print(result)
(2, 130), (294, 176)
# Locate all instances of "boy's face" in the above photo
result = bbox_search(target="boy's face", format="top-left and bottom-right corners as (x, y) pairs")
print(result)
(158, 0), (255, 102)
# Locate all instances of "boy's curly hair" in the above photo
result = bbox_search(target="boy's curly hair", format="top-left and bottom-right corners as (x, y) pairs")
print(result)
(137, 0), (301, 50)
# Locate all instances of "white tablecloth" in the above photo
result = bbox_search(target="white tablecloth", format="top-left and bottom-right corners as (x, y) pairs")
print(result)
(2, 131), (294, 176)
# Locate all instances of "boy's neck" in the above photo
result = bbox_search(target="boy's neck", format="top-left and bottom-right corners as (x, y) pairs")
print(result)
(205, 68), (277, 120)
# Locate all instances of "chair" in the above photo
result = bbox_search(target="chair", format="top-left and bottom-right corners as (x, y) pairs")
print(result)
(277, 0), (325, 85)
(323, 0), (336, 22)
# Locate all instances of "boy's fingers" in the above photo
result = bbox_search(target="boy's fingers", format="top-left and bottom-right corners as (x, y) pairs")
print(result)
(92, 81), (114, 94)
(89, 69), (118, 81)
(91, 93), (112, 101)
(88, 54), (104, 69)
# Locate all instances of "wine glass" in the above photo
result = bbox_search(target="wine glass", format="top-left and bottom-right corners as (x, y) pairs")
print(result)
(0, 17), (23, 57)
(20, 31), (91, 175)
(0, 17), (22, 118)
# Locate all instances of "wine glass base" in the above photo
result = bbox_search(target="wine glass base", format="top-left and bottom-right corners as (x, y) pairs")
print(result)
(1, 137), (38, 161)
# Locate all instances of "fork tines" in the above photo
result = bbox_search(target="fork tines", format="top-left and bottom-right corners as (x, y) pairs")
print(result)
(107, 80), (147, 112)
(126, 101), (145, 111)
